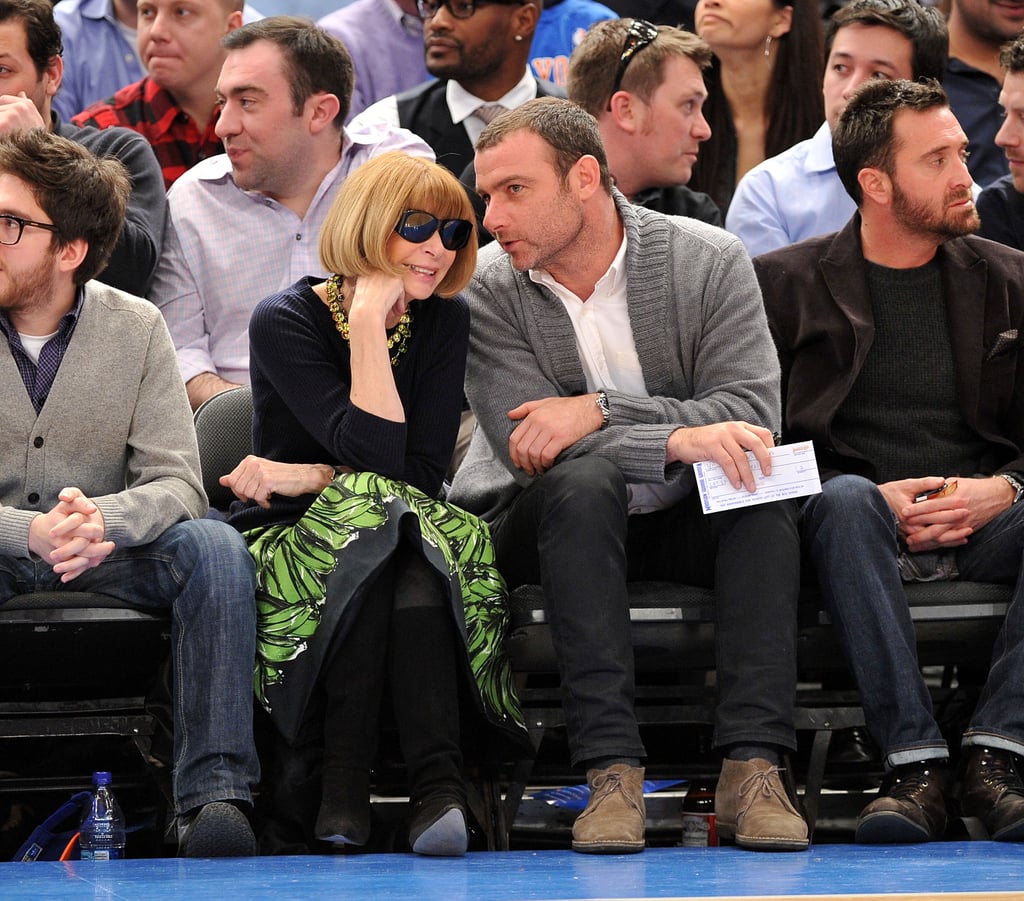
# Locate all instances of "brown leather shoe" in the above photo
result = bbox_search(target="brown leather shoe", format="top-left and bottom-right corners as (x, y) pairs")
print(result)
(571, 763), (645, 854)
(961, 747), (1024, 841)
(855, 761), (948, 843)
(715, 758), (809, 851)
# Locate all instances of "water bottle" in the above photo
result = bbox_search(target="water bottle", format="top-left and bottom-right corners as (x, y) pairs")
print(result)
(79, 771), (126, 860)
(680, 778), (719, 847)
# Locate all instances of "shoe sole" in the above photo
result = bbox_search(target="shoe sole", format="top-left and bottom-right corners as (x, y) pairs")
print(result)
(571, 840), (645, 854)
(181, 802), (257, 858)
(316, 830), (368, 846)
(719, 819), (809, 852)
(411, 807), (467, 856)
(993, 815), (1024, 842)
(855, 810), (933, 844)
(734, 833), (809, 852)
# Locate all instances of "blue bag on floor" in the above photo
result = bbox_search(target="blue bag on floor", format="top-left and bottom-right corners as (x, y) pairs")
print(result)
(13, 791), (91, 861)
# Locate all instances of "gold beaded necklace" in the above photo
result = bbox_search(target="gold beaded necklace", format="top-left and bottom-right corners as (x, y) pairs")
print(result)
(324, 274), (413, 368)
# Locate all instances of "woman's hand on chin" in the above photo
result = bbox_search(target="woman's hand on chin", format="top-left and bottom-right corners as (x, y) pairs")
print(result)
(348, 272), (407, 330)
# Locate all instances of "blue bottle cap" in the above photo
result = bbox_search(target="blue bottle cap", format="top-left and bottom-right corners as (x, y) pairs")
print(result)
(92, 771), (112, 786)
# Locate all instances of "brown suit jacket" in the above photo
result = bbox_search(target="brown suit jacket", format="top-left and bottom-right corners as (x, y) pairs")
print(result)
(754, 214), (1024, 483)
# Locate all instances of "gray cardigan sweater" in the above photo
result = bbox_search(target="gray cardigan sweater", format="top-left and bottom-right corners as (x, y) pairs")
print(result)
(448, 192), (780, 522)
(0, 280), (205, 558)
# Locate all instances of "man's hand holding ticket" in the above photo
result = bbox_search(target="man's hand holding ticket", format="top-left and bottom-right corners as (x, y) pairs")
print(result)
(694, 443), (822, 514)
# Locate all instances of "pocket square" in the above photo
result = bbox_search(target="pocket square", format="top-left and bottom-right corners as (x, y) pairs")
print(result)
(985, 329), (1019, 361)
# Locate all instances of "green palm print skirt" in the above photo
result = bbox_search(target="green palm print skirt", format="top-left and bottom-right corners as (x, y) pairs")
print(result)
(243, 471), (526, 748)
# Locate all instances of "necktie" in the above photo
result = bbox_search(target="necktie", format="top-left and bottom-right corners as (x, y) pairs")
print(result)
(474, 103), (508, 126)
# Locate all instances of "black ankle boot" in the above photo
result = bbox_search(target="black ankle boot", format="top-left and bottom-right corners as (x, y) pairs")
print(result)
(316, 581), (392, 846)
(961, 747), (1024, 841)
(388, 604), (468, 856)
(315, 766), (372, 845)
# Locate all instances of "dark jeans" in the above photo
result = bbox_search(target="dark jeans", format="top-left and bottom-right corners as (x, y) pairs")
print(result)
(491, 456), (801, 766)
(802, 474), (1024, 766)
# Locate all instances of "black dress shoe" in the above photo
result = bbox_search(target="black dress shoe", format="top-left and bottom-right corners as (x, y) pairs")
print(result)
(961, 747), (1024, 841)
(855, 761), (949, 844)
(828, 727), (880, 766)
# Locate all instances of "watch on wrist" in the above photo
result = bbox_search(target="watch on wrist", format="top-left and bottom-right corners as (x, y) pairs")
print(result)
(1000, 472), (1024, 505)
(595, 389), (610, 430)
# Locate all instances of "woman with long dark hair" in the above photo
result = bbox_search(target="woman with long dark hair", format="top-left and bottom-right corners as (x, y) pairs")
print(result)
(692, 0), (824, 212)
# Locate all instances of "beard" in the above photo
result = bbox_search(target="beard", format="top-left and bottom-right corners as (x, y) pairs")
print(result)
(891, 180), (980, 243)
(0, 251), (63, 324)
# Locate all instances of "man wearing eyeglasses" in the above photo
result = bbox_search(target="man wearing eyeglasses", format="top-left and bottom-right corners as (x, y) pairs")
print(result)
(350, 0), (564, 181)
(0, 128), (261, 857)
(148, 16), (431, 411)
(0, 0), (165, 298)
(567, 18), (721, 226)
(449, 96), (809, 854)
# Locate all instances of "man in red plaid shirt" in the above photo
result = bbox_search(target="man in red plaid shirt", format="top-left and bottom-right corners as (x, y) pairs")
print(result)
(73, 0), (243, 189)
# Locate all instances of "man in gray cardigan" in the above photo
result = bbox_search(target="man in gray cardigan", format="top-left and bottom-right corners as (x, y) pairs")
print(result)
(449, 97), (807, 853)
(0, 129), (259, 857)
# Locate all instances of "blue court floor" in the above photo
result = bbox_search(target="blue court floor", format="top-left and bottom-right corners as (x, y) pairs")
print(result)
(3, 843), (1023, 900)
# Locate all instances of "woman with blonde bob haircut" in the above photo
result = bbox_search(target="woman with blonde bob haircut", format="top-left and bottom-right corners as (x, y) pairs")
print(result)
(320, 151), (477, 297)
(222, 151), (526, 856)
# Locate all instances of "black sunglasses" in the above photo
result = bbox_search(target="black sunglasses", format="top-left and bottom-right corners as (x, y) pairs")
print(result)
(606, 19), (659, 110)
(416, 0), (525, 20)
(395, 209), (473, 251)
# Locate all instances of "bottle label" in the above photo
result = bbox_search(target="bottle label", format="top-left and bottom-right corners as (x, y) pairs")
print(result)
(80, 848), (123, 860)
(680, 811), (718, 847)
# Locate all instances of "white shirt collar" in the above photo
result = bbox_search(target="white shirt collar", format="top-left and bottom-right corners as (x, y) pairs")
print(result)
(528, 229), (628, 302)
(446, 68), (537, 125)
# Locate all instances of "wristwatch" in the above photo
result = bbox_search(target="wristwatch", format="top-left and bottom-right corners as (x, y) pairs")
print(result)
(999, 472), (1024, 505)
(595, 389), (611, 430)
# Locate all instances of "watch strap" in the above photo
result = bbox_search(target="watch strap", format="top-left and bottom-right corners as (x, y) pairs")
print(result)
(999, 472), (1024, 504)
(595, 389), (610, 430)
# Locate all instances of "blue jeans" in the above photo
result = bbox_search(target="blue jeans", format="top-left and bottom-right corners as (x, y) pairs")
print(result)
(802, 475), (1024, 766)
(0, 519), (260, 814)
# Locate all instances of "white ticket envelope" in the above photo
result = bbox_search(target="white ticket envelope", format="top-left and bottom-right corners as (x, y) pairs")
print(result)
(694, 442), (822, 514)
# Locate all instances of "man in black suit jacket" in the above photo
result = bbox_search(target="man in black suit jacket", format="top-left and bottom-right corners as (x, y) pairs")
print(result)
(757, 78), (1024, 846)
(349, 0), (563, 178)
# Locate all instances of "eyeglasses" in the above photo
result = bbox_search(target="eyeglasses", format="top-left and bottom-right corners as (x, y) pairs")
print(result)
(416, 0), (525, 20)
(607, 19), (659, 110)
(395, 209), (473, 251)
(0, 213), (60, 246)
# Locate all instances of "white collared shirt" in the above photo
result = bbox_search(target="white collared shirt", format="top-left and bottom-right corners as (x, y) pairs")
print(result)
(530, 235), (688, 515)
(351, 67), (538, 147)
(445, 68), (538, 145)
